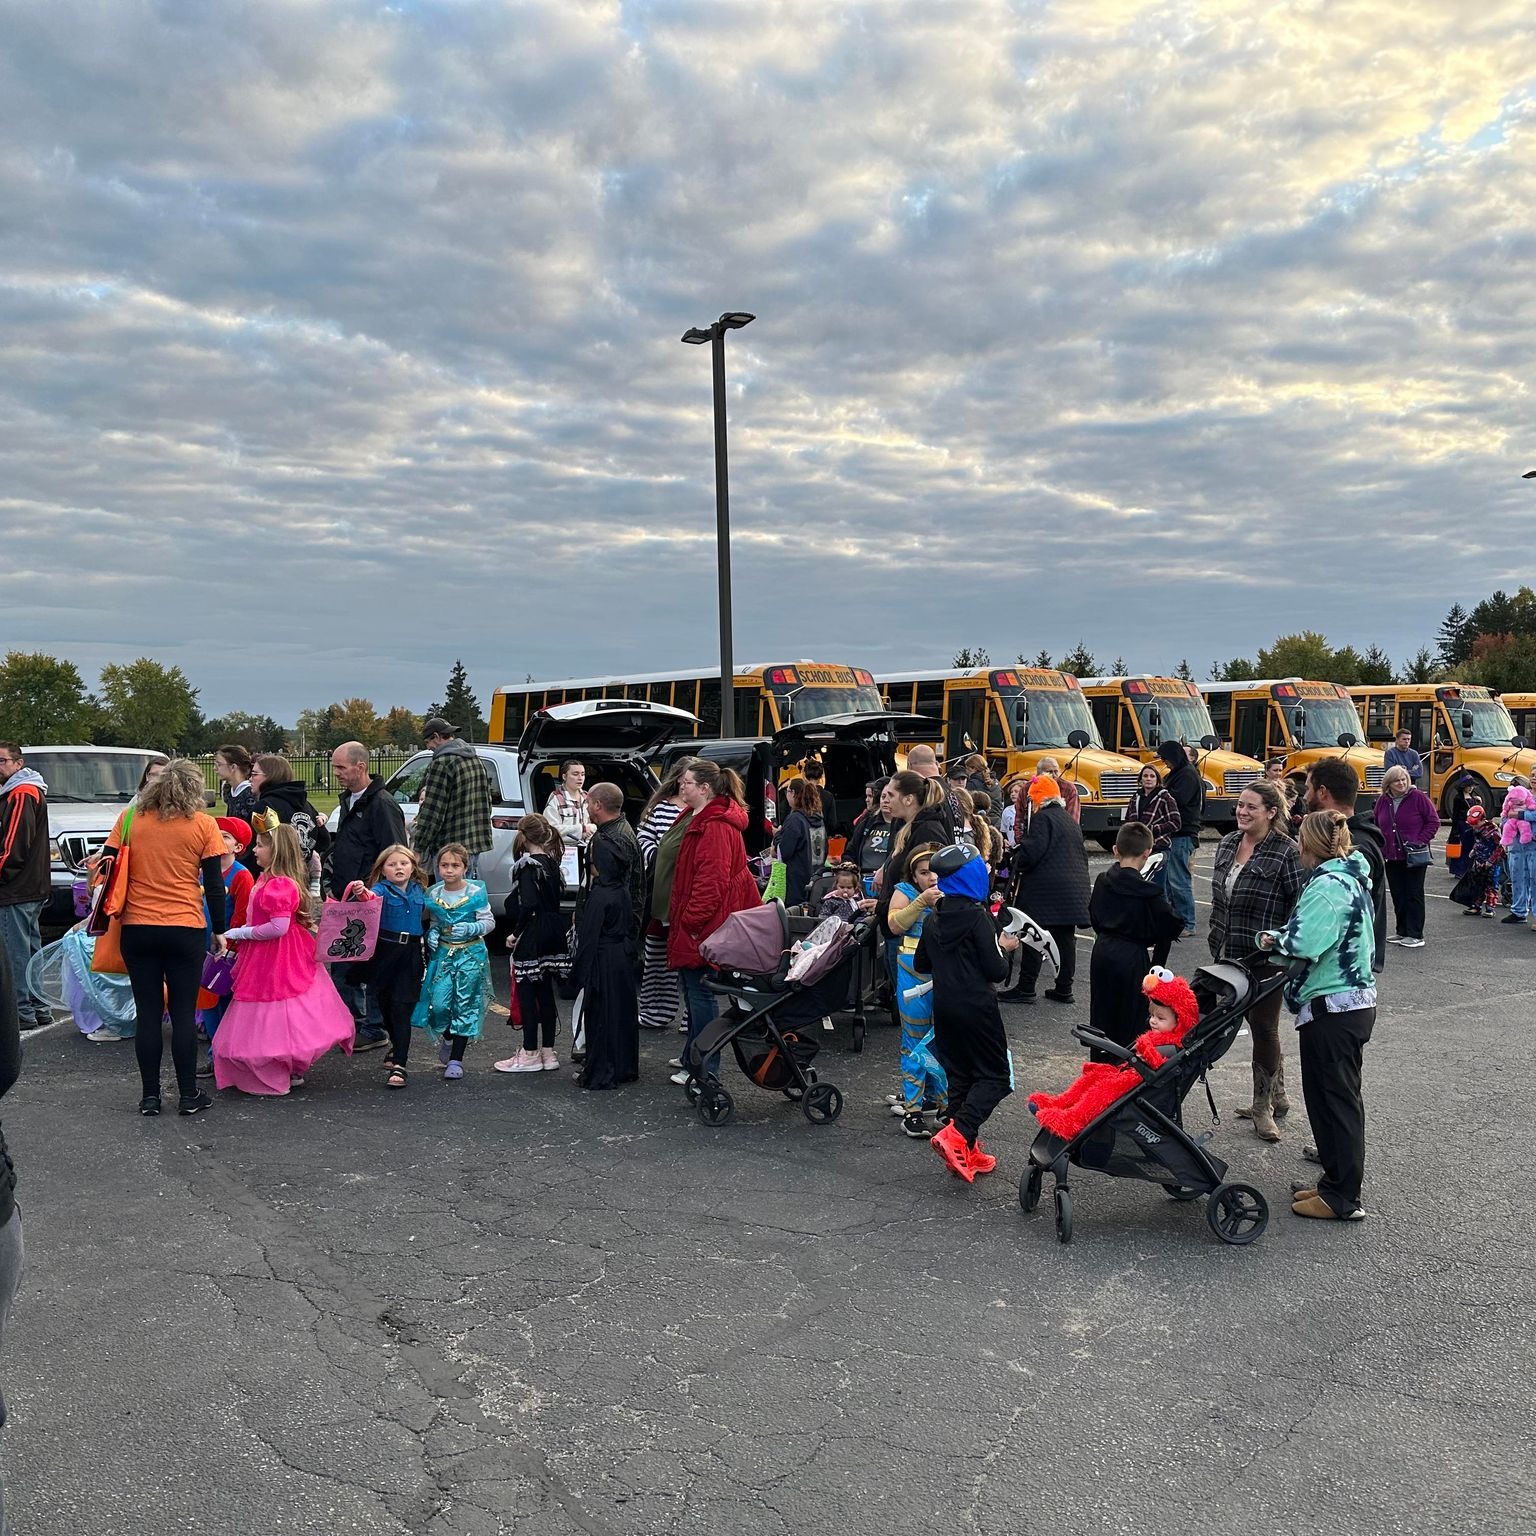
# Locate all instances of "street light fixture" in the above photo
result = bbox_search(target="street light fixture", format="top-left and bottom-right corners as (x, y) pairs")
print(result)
(681, 311), (756, 737)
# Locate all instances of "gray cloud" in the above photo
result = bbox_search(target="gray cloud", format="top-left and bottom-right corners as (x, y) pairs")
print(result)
(1, 0), (1534, 718)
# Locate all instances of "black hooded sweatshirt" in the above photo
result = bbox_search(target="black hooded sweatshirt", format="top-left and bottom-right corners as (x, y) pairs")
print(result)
(1089, 864), (1184, 951)
(245, 778), (329, 867)
(1157, 740), (1203, 837)
(913, 898), (1009, 1033)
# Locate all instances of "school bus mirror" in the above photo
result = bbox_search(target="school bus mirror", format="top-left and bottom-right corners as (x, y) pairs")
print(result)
(1200, 734), (1220, 751)
(1462, 712), (1474, 735)
(1067, 729), (1091, 750)
(1337, 733), (1359, 749)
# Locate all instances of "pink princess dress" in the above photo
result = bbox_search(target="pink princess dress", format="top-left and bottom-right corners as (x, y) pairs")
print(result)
(213, 875), (355, 1095)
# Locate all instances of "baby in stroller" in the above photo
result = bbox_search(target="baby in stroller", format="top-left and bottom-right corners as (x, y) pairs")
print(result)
(1027, 968), (1198, 1138)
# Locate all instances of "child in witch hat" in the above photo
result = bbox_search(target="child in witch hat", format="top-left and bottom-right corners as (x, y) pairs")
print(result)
(914, 843), (1021, 1183)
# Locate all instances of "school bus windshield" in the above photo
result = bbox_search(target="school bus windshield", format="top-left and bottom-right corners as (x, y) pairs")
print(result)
(1003, 687), (1104, 749)
(1451, 698), (1521, 748)
(1130, 695), (1212, 746)
(1282, 697), (1363, 748)
(771, 683), (885, 725)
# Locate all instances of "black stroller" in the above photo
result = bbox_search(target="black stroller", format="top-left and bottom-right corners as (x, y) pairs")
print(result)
(1019, 958), (1286, 1246)
(684, 902), (863, 1127)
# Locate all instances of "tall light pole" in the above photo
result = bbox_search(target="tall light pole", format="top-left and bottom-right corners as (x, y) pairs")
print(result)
(682, 311), (755, 736)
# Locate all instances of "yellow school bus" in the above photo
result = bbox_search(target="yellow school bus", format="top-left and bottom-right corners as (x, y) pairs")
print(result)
(1080, 676), (1263, 830)
(1498, 693), (1536, 753)
(491, 661), (885, 744)
(1350, 683), (1536, 816)
(1200, 679), (1385, 795)
(876, 667), (1147, 843)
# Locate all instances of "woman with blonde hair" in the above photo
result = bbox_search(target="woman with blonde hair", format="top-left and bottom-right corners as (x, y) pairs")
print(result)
(1258, 810), (1377, 1221)
(1373, 763), (1440, 947)
(104, 759), (229, 1116)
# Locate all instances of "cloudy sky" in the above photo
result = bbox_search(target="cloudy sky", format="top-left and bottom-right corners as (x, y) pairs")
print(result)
(3, 0), (1533, 721)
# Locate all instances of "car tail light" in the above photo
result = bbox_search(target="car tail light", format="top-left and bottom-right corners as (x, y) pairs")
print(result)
(491, 814), (522, 831)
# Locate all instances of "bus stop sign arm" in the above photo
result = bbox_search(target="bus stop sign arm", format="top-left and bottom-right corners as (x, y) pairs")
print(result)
(683, 313), (755, 737)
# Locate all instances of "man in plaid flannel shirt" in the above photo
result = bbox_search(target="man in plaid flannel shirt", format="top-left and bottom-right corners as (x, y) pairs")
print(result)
(413, 718), (494, 878)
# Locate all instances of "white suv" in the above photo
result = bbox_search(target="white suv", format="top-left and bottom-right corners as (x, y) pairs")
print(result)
(24, 744), (169, 930)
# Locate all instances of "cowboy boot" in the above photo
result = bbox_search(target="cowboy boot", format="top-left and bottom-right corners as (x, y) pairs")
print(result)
(1235, 1065), (1281, 1142)
(1270, 1063), (1291, 1117)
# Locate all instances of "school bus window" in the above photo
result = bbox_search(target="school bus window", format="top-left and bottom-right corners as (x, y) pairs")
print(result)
(1234, 701), (1267, 762)
(946, 688), (985, 758)
(1364, 695), (1395, 742)
(698, 679), (722, 736)
(734, 687), (759, 738)
(915, 681), (945, 722)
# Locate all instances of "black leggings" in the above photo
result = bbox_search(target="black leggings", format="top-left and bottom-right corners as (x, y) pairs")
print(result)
(519, 977), (559, 1051)
(120, 924), (206, 1099)
(373, 938), (424, 1068)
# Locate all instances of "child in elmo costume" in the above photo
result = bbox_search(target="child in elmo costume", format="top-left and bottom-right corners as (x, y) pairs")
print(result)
(1026, 968), (1200, 1139)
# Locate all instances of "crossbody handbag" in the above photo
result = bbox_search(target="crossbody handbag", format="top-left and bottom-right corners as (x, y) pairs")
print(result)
(1384, 797), (1433, 868)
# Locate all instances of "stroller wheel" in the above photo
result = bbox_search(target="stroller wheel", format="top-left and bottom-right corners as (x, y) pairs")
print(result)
(1019, 1165), (1043, 1214)
(1206, 1182), (1268, 1246)
(698, 1087), (735, 1127)
(783, 1084), (805, 1101)
(684, 1075), (702, 1102)
(802, 1082), (843, 1124)
(1163, 1184), (1201, 1203)
(850, 1018), (866, 1054)
(1054, 1187), (1074, 1244)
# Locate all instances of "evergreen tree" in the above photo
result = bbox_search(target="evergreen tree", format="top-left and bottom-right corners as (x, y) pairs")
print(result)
(1359, 645), (1395, 685)
(1401, 647), (1439, 684)
(951, 646), (991, 668)
(1017, 651), (1055, 670)
(1468, 590), (1517, 642)
(1110, 656), (1129, 676)
(1174, 659), (1195, 682)
(1058, 641), (1097, 678)
(440, 661), (486, 742)
(1437, 603), (1474, 668)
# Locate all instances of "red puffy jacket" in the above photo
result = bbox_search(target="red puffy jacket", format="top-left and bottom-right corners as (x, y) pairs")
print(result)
(667, 795), (761, 969)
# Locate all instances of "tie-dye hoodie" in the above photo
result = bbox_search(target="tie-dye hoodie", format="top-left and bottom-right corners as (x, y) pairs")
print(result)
(1261, 851), (1376, 1014)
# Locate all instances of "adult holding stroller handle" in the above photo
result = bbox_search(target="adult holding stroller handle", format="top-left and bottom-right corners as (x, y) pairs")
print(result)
(667, 760), (761, 1087)
(1257, 810), (1377, 1222)
(1208, 780), (1304, 1142)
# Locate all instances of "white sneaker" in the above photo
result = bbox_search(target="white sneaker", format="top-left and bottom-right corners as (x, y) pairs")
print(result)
(1386, 936), (1407, 946)
(883, 1093), (903, 1104)
(86, 1026), (130, 1043)
(889, 1101), (912, 1117)
(1399, 937), (1426, 949)
(668, 1068), (691, 1086)
(539, 1047), (561, 1071)
(666, 1057), (683, 1070)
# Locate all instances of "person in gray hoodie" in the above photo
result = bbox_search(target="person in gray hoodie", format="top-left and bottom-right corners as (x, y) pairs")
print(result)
(0, 744), (50, 1031)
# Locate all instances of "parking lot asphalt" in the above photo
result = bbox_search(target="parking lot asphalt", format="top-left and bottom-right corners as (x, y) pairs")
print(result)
(4, 837), (1533, 1536)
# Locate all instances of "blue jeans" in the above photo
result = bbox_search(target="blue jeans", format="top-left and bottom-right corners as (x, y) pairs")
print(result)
(332, 966), (385, 1038)
(0, 903), (46, 1027)
(679, 967), (721, 1078)
(1510, 841), (1535, 918)
(1165, 835), (1197, 931)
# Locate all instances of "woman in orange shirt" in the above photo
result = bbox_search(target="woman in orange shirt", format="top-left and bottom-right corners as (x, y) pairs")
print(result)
(104, 760), (228, 1117)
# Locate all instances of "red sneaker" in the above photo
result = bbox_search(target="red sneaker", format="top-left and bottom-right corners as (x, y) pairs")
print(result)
(968, 1143), (998, 1176)
(931, 1121), (976, 1183)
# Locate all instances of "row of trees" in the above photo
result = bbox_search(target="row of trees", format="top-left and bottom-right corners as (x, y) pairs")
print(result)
(954, 589), (1536, 692)
(0, 653), (487, 755)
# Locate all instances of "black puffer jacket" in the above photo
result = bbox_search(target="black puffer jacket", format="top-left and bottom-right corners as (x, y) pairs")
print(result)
(328, 776), (408, 897)
(1009, 803), (1091, 927)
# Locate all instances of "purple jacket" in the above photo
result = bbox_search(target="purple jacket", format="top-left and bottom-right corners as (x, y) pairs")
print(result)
(1374, 789), (1440, 862)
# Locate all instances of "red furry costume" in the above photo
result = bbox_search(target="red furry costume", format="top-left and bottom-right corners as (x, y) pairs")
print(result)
(1027, 970), (1200, 1138)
